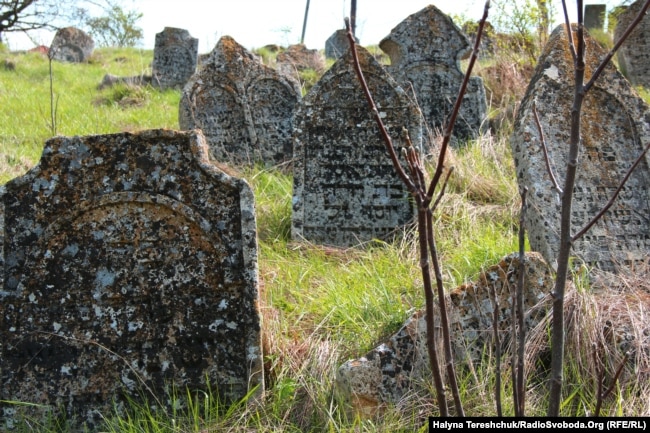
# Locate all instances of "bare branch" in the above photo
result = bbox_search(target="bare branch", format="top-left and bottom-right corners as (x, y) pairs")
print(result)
(560, 0), (577, 61)
(584, 0), (650, 94)
(532, 102), (563, 199)
(515, 187), (528, 416)
(426, 0), (490, 206)
(430, 167), (453, 213)
(489, 280), (502, 417)
(572, 139), (650, 242)
(420, 206), (449, 416)
(427, 209), (464, 416)
(343, 18), (416, 194)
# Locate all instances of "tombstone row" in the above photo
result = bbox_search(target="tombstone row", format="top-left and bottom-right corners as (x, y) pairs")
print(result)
(2, 5), (650, 430)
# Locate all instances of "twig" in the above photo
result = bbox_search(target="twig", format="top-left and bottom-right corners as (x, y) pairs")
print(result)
(35, 331), (163, 409)
(515, 187), (528, 416)
(561, 1), (577, 61)
(343, 18), (415, 194)
(548, 0), (649, 416)
(584, 0), (650, 94)
(593, 342), (630, 417)
(48, 48), (58, 136)
(426, 0), (491, 205)
(532, 102), (562, 200)
(489, 278), (502, 417)
(573, 139), (650, 242)
(427, 209), (464, 416)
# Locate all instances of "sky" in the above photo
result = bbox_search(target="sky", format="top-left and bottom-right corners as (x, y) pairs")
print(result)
(3, 0), (609, 54)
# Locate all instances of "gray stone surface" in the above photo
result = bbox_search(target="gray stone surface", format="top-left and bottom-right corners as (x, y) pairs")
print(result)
(0, 129), (263, 430)
(325, 29), (355, 60)
(511, 24), (650, 273)
(291, 45), (421, 247)
(179, 36), (302, 166)
(152, 27), (198, 89)
(614, 0), (650, 88)
(335, 252), (553, 417)
(49, 27), (94, 63)
(379, 5), (488, 143)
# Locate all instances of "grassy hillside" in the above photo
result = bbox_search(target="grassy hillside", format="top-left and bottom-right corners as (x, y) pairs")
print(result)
(1, 42), (648, 431)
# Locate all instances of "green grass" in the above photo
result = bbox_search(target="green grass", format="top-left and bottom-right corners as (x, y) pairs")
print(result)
(2, 44), (649, 431)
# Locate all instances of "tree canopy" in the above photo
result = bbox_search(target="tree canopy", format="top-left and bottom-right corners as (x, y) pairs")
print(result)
(1, 0), (142, 48)
(0, 0), (70, 43)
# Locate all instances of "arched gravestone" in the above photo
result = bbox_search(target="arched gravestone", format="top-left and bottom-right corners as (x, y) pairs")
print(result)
(511, 24), (650, 274)
(614, 0), (650, 89)
(292, 45), (421, 247)
(49, 27), (94, 63)
(0, 129), (263, 430)
(152, 27), (198, 89)
(379, 5), (488, 144)
(179, 36), (301, 166)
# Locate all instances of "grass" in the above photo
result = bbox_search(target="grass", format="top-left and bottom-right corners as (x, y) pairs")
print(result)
(2, 41), (650, 431)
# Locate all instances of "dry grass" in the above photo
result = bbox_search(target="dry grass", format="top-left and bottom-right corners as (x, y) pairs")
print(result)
(526, 266), (650, 416)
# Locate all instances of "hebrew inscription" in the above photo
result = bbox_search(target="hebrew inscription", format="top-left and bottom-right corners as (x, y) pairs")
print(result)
(292, 46), (421, 247)
(511, 24), (650, 273)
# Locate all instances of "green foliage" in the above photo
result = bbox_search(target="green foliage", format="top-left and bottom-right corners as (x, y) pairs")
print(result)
(79, 2), (143, 47)
(0, 47), (176, 184)
(490, 0), (554, 64)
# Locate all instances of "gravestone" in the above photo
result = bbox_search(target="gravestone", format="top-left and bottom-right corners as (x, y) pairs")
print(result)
(291, 45), (421, 247)
(152, 27), (199, 89)
(276, 43), (326, 84)
(0, 129), (263, 430)
(511, 24), (650, 274)
(614, 0), (650, 88)
(277, 43), (326, 74)
(179, 36), (302, 166)
(379, 5), (488, 143)
(49, 27), (94, 63)
(585, 4), (607, 31)
(336, 252), (553, 417)
(325, 29), (357, 59)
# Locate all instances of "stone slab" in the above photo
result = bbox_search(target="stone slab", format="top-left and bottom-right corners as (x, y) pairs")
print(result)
(0, 129), (263, 430)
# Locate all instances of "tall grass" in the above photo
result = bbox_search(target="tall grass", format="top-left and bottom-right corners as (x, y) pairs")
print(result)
(2, 43), (649, 431)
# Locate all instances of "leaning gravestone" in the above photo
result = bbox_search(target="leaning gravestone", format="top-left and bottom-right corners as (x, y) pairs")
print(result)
(511, 24), (650, 274)
(336, 252), (553, 417)
(0, 129), (263, 430)
(49, 27), (94, 63)
(379, 5), (488, 143)
(292, 45), (421, 247)
(152, 27), (199, 89)
(179, 36), (302, 166)
(614, 0), (650, 88)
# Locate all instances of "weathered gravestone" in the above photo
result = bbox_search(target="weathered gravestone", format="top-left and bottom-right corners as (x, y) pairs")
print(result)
(292, 45), (421, 247)
(335, 252), (553, 417)
(325, 29), (357, 60)
(277, 43), (326, 74)
(0, 129), (263, 430)
(179, 36), (302, 166)
(614, 0), (650, 88)
(379, 5), (488, 143)
(276, 43), (326, 84)
(511, 24), (650, 274)
(49, 27), (94, 63)
(585, 4), (607, 31)
(152, 27), (199, 89)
